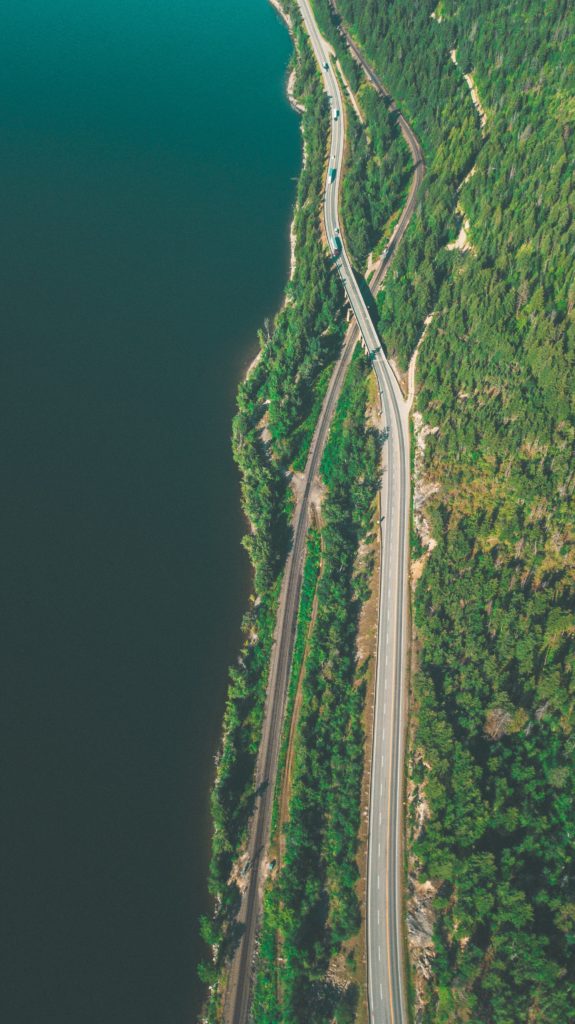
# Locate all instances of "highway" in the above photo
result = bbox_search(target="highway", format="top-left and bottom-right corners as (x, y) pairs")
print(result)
(224, 2), (422, 1020)
(329, 0), (424, 201)
(296, 3), (415, 1022)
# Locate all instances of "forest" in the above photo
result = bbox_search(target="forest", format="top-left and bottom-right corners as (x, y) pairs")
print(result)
(198, 6), (385, 1014)
(198, 0), (424, 1009)
(252, 354), (380, 1024)
(316, 0), (575, 1020)
(202, 0), (574, 1019)
(198, 14), (344, 1009)
(340, 84), (411, 270)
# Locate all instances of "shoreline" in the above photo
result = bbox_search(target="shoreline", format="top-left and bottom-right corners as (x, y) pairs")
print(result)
(268, 0), (292, 30)
(244, 1), (303, 385)
(206, 2), (353, 1015)
(286, 66), (305, 114)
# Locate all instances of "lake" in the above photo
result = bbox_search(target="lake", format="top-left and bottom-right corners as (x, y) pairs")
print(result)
(0, 1), (299, 1020)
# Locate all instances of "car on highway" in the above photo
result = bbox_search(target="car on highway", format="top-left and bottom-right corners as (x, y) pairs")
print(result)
(322, 60), (329, 70)
(333, 108), (340, 120)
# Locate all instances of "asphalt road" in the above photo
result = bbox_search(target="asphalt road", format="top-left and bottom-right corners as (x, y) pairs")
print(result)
(224, 3), (423, 1020)
(296, 3), (419, 1022)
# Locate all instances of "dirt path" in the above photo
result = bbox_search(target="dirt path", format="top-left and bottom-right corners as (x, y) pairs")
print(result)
(407, 314), (434, 412)
(450, 48), (487, 135)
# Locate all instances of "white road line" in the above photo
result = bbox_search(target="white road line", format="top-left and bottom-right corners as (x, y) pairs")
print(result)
(297, 9), (414, 1020)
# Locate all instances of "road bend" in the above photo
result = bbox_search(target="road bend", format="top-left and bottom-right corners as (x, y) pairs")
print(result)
(225, 2), (423, 1020)
(298, 2), (420, 1022)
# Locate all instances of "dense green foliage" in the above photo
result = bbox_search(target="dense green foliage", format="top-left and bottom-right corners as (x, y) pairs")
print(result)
(205, 3), (411, 1010)
(341, 85), (411, 268)
(262, 27), (344, 467)
(231, 5), (349, 590)
(324, 0), (575, 1020)
(204, 0), (575, 1018)
(199, 9), (349, 1013)
(271, 528), (322, 838)
(309, 0), (363, 94)
(252, 529), (322, 1023)
(252, 354), (380, 1023)
(311, 0), (412, 272)
(318, 0), (482, 364)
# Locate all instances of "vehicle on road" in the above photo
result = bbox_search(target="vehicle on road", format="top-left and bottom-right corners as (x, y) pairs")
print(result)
(322, 60), (329, 70)
(223, 3), (422, 1020)
(329, 167), (337, 183)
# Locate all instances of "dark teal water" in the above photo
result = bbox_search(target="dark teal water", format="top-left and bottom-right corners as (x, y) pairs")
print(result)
(0, 2), (299, 1020)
